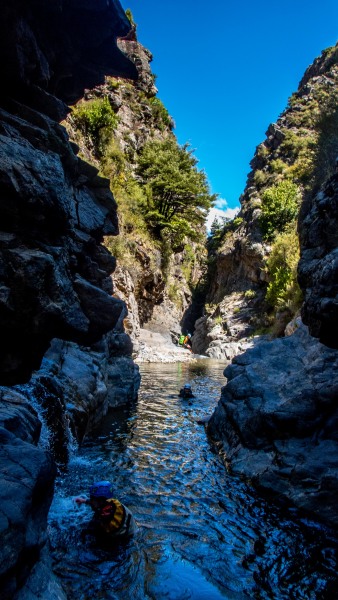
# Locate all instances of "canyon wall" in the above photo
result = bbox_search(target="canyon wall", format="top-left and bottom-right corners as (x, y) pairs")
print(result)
(0, 1), (140, 597)
(196, 44), (338, 358)
(208, 46), (338, 527)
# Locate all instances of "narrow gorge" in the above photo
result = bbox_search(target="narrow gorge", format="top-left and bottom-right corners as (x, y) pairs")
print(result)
(0, 1), (337, 598)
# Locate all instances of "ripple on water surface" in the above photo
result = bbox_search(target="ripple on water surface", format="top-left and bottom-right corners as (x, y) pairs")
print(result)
(49, 360), (338, 599)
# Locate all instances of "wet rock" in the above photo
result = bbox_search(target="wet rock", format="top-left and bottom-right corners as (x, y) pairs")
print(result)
(0, 391), (56, 599)
(28, 336), (140, 445)
(208, 324), (338, 526)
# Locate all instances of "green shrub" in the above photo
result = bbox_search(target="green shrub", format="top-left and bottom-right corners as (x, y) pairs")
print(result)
(149, 97), (173, 130)
(125, 8), (136, 27)
(265, 225), (302, 313)
(244, 289), (256, 299)
(270, 159), (288, 174)
(260, 180), (301, 240)
(256, 144), (270, 159)
(254, 169), (269, 187)
(72, 97), (118, 152)
(232, 217), (243, 229)
(100, 137), (126, 184)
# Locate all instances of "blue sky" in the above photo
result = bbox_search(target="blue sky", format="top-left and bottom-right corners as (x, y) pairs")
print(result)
(120, 0), (337, 225)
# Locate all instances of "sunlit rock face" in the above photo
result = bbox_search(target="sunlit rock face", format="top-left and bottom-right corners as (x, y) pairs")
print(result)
(0, 0), (137, 383)
(298, 173), (338, 349)
(206, 43), (338, 525)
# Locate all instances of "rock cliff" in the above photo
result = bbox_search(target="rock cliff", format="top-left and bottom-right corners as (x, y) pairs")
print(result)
(207, 46), (338, 527)
(64, 28), (208, 352)
(198, 44), (338, 358)
(0, 1), (141, 597)
(298, 171), (338, 348)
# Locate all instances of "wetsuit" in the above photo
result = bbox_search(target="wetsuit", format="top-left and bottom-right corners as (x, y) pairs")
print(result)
(179, 388), (195, 399)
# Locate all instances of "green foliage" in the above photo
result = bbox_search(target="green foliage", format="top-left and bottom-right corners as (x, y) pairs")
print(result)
(265, 225), (302, 312)
(232, 217), (243, 229)
(253, 169), (269, 187)
(260, 180), (301, 240)
(207, 215), (242, 253)
(100, 137), (126, 184)
(125, 8), (136, 27)
(167, 282), (181, 307)
(270, 159), (288, 174)
(244, 289), (256, 299)
(149, 97), (173, 130)
(137, 138), (215, 242)
(181, 244), (196, 283)
(256, 144), (270, 159)
(280, 130), (311, 158)
(71, 97), (118, 154)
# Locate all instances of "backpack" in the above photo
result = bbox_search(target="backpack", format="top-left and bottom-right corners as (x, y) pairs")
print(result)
(178, 335), (185, 346)
(99, 499), (125, 534)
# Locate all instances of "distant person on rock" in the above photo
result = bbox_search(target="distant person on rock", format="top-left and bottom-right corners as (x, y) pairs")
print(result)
(179, 383), (195, 399)
(183, 333), (192, 350)
(178, 334), (185, 347)
(74, 480), (136, 540)
(178, 333), (192, 351)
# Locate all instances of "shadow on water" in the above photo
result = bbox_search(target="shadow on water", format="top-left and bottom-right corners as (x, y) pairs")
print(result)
(48, 360), (338, 599)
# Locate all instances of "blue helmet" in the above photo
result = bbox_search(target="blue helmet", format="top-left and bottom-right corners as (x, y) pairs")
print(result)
(89, 481), (114, 499)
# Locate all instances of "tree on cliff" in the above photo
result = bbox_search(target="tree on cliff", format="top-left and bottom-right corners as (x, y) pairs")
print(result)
(137, 138), (216, 244)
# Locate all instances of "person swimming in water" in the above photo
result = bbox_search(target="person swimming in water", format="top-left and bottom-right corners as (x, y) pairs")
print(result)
(75, 480), (136, 540)
(179, 383), (195, 399)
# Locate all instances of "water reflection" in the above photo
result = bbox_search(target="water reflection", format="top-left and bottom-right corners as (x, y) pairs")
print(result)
(49, 360), (338, 599)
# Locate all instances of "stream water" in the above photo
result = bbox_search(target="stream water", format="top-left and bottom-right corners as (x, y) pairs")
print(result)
(48, 360), (338, 599)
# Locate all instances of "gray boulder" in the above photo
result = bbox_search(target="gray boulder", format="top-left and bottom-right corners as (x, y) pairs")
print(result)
(208, 324), (338, 526)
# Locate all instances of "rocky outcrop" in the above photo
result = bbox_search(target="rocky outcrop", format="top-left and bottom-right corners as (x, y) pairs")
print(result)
(0, 387), (59, 598)
(201, 44), (338, 356)
(0, 0), (137, 384)
(207, 225), (338, 524)
(64, 31), (197, 348)
(0, 0), (137, 107)
(192, 291), (267, 360)
(298, 172), (338, 348)
(208, 324), (338, 527)
(0, 1), (141, 597)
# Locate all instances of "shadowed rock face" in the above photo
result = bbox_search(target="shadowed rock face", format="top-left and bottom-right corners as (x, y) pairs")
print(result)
(298, 173), (338, 349)
(0, 1), (139, 596)
(208, 325), (338, 527)
(0, 0), (137, 384)
(0, 0), (137, 108)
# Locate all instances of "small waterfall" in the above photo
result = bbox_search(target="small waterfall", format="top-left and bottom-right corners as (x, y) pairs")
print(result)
(14, 382), (51, 450)
(14, 375), (77, 469)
